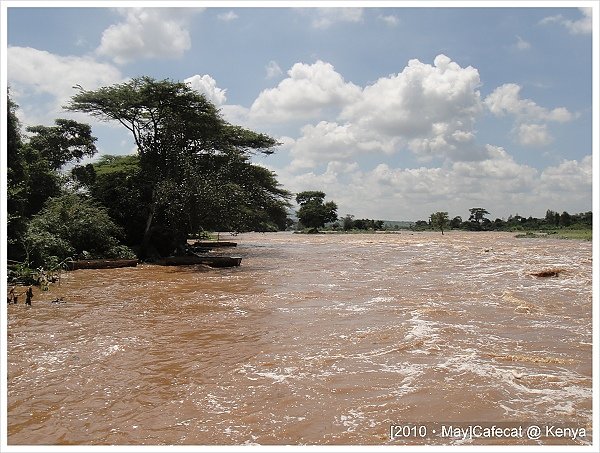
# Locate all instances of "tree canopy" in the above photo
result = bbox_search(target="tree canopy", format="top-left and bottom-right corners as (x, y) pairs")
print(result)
(296, 191), (338, 231)
(66, 76), (288, 256)
(73, 153), (291, 255)
(430, 211), (449, 235)
(26, 119), (97, 170)
(7, 93), (100, 262)
(468, 208), (490, 224)
(65, 77), (276, 173)
(7, 93), (28, 260)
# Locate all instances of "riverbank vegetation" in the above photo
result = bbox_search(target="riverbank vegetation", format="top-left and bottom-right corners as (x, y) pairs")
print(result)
(417, 207), (592, 240)
(295, 204), (591, 239)
(7, 78), (291, 283)
(514, 229), (592, 241)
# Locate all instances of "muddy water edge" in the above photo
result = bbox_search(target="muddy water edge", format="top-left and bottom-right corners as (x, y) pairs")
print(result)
(6, 231), (593, 445)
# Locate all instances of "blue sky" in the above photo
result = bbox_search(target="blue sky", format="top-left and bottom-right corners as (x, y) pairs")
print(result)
(4, 2), (596, 221)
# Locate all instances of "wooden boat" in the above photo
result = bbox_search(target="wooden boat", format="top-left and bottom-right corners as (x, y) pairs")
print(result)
(157, 255), (242, 268)
(67, 259), (138, 270)
(190, 241), (237, 248)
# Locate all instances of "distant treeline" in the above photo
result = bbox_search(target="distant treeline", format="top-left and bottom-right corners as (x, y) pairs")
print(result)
(339, 215), (385, 231)
(316, 209), (591, 233)
(416, 209), (592, 232)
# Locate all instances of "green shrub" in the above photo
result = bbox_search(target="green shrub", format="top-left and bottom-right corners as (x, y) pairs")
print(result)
(105, 245), (137, 259)
(23, 193), (126, 267)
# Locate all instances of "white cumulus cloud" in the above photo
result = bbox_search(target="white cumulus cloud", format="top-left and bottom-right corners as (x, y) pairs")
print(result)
(307, 7), (363, 29)
(516, 123), (552, 147)
(255, 55), (494, 165)
(485, 83), (573, 122)
(97, 8), (200, 64)
(250, 60), (361, 123)
(8, 46), (121, 100)
(7, 46), (123, 125)
(451, 145), (538, 193)
(341, 54), (485, 161)
(539, 155), (592, 193)
(540, 7), (592, 35)
(485, 83), (574, 148)
(268, 147), (591, 220)
(288, 121), (397, 170)
(184, 74), (227, 106)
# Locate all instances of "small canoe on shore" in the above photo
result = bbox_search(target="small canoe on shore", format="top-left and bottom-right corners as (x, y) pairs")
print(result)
(156, 256), (242, 268)
(191, 241), (237, 248)
(67, 259), (139, 270)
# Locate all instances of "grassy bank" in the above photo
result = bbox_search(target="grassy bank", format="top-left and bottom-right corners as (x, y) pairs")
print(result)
(515, 229), (592, 241)
(293, 227), (592, 240)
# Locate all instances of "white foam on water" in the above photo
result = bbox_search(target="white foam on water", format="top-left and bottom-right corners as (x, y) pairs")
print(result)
(368, 296), (395, 304)
(238, 363), (307, 384)
(35, 348), (71, 366)
(283, 415), (306, 422)
(436, 349), (592, 421)
(337, 409), (366, 433)
(400, 312), (441, 354)
(436, 349), (502, 380)
(323, 295), (396, 314)
(357, 346), (403, 359)
(101, 344), (124, 357)
(379, 362), (425, 396)
(405, 318), (434, 341)
(174, 418), (195, 427)
(232, 307), (248, 316)
(242, 436), (260, 446)
(204, 392), (236, 414)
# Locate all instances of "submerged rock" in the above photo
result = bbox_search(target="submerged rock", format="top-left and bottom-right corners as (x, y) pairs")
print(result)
(531, 268), (564, 278)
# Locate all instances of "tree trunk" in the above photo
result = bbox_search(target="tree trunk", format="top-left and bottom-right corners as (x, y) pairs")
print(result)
(140, 201), (156, 258)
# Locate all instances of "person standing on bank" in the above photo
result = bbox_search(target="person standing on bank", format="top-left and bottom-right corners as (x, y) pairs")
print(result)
(25, 286), (33, 306)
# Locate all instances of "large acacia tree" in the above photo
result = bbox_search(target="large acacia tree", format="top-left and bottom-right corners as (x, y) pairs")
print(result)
(66, 77), (285, 256)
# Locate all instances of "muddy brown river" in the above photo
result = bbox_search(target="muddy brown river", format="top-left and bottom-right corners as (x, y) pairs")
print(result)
(6, 232), (593, 445)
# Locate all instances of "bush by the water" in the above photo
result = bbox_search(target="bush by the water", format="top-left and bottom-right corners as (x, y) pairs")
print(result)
(23, 193), (134, 267)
